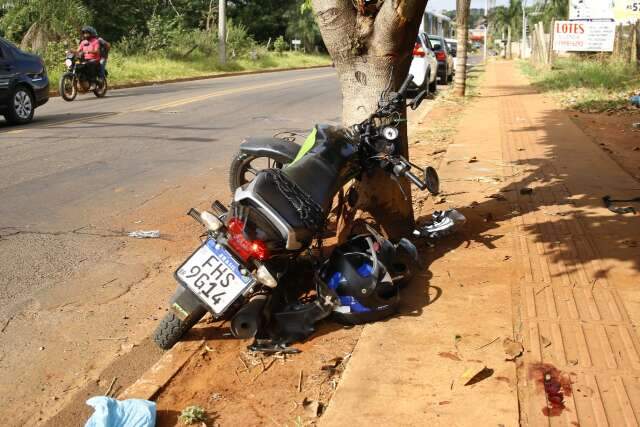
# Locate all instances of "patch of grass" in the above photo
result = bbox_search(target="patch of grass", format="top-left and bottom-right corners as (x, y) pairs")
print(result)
(48, 51), (331, 90)
(519, 57), (639, 112)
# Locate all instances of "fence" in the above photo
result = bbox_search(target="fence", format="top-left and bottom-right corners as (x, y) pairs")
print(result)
(529, 21), (639, 68)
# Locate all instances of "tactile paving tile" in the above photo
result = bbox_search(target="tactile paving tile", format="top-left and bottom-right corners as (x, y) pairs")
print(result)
(494, 66), (640, 427)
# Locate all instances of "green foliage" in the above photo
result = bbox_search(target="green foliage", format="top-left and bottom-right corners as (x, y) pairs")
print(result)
(520, 57), (639, 112)
(273, 35), (287, 54)
(179, 405), (206, 425)
(144, 14), (182, 53)
(285, 0), (322, 52)
(490, 0), (522, 41)
(226, 20), (256, 58)
(0, 0), (91, 50)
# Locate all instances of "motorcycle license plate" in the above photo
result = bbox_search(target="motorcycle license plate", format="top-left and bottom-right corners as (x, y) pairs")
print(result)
(175, 240), (254, 315)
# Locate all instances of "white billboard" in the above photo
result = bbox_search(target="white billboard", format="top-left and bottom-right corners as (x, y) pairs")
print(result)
(553, 21), (616, 52)
(569, 0), (615, 20)
(614, 0), (640, 23)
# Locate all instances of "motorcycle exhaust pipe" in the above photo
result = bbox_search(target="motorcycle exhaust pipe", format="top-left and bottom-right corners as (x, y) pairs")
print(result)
(230, 295), (268, 339)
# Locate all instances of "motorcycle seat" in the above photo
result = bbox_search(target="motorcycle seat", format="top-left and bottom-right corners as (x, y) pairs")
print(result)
(250, 171), (317, 246)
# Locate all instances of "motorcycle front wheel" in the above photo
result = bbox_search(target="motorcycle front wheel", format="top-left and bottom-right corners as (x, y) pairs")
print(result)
(153, 307), (206, 350)
(59, 74), (77, 102)
(229, 152), (284, 193)
(94, 78), (108, 98)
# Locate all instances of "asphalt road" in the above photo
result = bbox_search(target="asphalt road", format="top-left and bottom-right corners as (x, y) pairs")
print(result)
(0, 67), (340, 317)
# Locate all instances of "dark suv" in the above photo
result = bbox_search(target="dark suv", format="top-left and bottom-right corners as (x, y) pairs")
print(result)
(0, 37), (49, 125)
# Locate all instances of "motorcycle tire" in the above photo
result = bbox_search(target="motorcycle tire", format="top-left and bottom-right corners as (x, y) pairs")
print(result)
(59, 74), (77, 102)
(94, 79), (108, 98)
(428, 77), (437, 94)
(229, 152), (284, 194)
(153, 308), (206, 350)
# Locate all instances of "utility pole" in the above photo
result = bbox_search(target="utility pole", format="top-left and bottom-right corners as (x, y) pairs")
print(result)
(521, 0), (527, 58)
(483, 0), (488, 61)
(218, 0), (226, 64)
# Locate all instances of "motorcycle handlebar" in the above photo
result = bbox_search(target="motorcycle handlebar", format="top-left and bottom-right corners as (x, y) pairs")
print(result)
(187, 208), (204, 225)
(404, 169), (427, 191)
(398, 74), (414, 97)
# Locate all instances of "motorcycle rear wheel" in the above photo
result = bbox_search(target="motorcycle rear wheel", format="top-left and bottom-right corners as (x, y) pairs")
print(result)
(94, 79), (108, 98)
(229, 152), (284, 194)
(59, 75), (77, 102)
(153, 308), (206, 350)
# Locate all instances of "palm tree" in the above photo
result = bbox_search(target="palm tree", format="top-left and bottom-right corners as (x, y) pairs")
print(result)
(0, 0), (92, 51)
(491, 0), (521, 59)
(541, 0), (568, 26)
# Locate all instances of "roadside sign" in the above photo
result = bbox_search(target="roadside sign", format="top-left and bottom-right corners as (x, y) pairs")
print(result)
(569, 0), (615, 20)
(614, 0), (640, 23)
(292, 40), (301, 45)
(553, 21), (616, 52)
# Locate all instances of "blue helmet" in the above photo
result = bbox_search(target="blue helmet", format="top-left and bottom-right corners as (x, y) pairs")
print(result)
(321, 235), (399, 325)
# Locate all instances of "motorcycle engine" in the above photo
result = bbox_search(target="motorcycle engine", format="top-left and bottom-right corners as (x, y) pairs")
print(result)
(79, 80), (91, 92)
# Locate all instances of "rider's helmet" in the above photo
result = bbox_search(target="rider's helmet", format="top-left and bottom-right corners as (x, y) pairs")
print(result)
(81, 26), (97, 38)
(321, 235), (400, 325)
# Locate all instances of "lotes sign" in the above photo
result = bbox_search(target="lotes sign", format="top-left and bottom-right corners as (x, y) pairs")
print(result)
(553, 21), (616, 52)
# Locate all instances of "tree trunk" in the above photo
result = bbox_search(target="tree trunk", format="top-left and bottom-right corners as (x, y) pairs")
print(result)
(454, 0), (471, 97)
(311, 0), (428, 239)
(506, 25), (512, 59)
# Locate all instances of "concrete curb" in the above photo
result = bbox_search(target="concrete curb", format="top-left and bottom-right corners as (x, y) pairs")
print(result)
(118, 339), (204, 401)
(50, 64), (332, 97)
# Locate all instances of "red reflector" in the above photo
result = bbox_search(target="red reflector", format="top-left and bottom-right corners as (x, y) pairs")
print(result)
(412, 42), (425, 57)
(226, 218), (270, 261)
(435, 51), (446, 61)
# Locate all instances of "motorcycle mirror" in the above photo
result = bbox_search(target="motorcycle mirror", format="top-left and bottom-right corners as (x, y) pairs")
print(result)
(409, 89), (427, 110)
(424, 166), (440, 195)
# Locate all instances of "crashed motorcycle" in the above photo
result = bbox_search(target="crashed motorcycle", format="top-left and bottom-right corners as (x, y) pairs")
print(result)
(59, 51), (107, 101)
(153, 73), (464, 352)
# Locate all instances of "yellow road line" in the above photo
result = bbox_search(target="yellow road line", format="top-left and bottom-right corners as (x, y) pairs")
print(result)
(0, 72), (334, 135)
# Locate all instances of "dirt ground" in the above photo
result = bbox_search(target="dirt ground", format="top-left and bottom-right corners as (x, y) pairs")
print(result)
(570, 111), (640, 181)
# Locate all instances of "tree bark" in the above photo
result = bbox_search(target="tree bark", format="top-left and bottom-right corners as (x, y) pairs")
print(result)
(506, 24), (512, 59)
(454, 0), (471, 97)
(311, 0), (428, 239)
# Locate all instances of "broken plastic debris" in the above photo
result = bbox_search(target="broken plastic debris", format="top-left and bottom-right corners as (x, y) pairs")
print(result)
(127, 230), (160, 239)
(460, 363), (493, 386)
(503, 337), (524, 361)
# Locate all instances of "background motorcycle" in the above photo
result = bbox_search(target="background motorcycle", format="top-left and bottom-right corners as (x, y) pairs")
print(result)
(59, 52), (108, 101)
(154, 74), (440, 351)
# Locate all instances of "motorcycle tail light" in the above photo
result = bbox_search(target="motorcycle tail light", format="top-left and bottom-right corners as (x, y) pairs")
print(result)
(227, 218), (269, 261)
(412, 42), (425, 57)
(435, 51), (446, 61)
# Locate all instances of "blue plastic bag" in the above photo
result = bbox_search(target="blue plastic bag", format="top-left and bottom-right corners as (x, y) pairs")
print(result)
(631, 95), (640, 108)
(85, 396), (156, 427)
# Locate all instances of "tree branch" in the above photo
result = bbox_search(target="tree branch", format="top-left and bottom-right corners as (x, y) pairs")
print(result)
(372, 0), (427, 55)
(311, 0), (358, 60)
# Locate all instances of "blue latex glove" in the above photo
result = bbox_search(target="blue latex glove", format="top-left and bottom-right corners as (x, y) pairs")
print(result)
(85, 396), (156, 427)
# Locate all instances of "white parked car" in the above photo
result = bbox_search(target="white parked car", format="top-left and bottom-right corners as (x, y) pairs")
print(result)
(409, 32), (438, 95)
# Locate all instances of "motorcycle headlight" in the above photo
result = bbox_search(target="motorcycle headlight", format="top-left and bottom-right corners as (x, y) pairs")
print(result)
(64, 59), (73, 68)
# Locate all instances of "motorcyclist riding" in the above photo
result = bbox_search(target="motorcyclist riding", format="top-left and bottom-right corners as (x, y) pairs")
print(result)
(77, 26), (102, 80)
